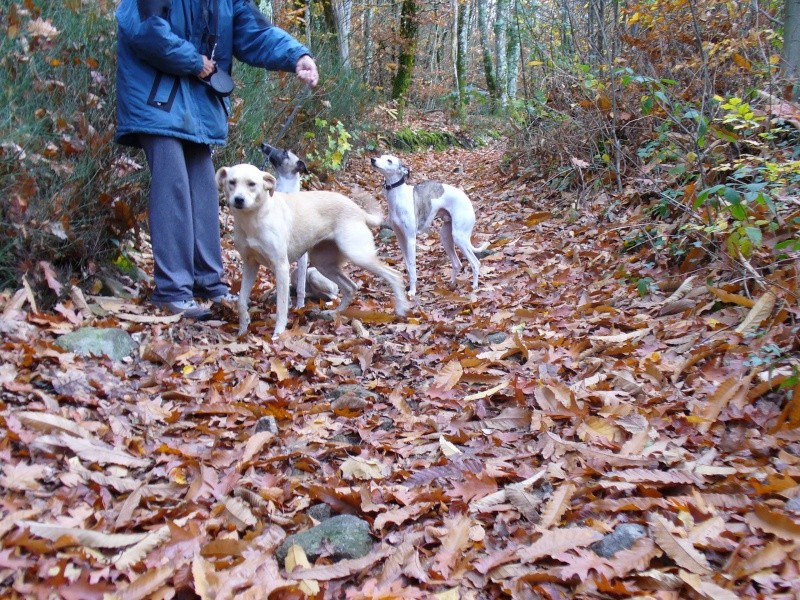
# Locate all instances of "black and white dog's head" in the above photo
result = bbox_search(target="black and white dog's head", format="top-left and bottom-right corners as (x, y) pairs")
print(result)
(259, 142), (307, 178)
(370, 154), (411, 182)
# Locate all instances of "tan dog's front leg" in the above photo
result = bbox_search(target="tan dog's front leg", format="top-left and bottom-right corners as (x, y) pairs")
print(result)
(238, 257), (259, 336)
(272, 260), (292, 337)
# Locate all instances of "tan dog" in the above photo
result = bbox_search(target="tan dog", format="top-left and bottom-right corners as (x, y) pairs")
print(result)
(216, 163), (409, 337)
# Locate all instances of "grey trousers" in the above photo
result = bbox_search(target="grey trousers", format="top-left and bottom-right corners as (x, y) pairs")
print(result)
(139, 134), (229, 303)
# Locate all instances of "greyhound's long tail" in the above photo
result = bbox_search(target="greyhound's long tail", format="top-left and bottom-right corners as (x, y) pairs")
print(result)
(349, 185), (386, 229)
(472, 240), (491, 253)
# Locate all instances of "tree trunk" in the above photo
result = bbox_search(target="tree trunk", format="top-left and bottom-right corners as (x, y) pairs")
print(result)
(363, 3), (373, 83)
(456, 0), (471, 110)
(331, 0), (353, 68)
(495, 0), (510, 107)
(507, 0), (520, 99)
(477, 0), (497, 99)
(783, 0), (800, 99)
(392, 0), (418, 103)
(258, 0), (272, 22)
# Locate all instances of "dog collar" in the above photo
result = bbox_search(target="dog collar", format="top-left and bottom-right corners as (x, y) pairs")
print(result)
(384, 176), (406, 191)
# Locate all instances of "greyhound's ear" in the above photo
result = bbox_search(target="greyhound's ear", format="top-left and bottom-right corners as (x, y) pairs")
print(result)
(262, 172), (277, 194)
(401, 163), (411, 177)
(296, 159), (308, 174)
(215, 167), (228, 190)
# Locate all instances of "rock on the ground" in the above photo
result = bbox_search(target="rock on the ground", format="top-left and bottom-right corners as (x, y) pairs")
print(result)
(56, 327), (136, 361)
(591, 523), (647, 558)
(275, 514), (372, 565)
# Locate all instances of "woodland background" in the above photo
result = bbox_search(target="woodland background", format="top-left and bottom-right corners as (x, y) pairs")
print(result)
(1, 0), (800, 598)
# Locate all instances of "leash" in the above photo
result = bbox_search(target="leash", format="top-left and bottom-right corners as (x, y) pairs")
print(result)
(269, 86), (313, 146)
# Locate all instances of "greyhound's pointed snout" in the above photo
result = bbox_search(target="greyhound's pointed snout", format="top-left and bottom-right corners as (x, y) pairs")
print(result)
(370, 157), (377, 165)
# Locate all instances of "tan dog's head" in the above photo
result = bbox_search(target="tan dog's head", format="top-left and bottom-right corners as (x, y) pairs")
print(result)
(216, 164), (277, 211)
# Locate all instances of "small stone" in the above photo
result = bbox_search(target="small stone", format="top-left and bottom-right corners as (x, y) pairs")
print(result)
(486, 332), (508, 344)
(591, 523), (647, 558)
(276, 514), (372, 565)
(56, 327), (136, 361)
(255, 416), (278, 434)
(307, 504), (332, 522)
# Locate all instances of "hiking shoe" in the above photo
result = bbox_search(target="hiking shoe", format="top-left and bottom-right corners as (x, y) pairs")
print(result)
(210, 292), (238, 305)
(155, 299), (212, 320)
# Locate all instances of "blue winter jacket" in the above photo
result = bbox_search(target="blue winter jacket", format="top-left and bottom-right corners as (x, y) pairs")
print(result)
(115, 0), (310, 147)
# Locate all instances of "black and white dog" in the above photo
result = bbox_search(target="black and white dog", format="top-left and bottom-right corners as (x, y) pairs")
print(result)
(260, 143), (339, 305)
(370, 154), (488, 297)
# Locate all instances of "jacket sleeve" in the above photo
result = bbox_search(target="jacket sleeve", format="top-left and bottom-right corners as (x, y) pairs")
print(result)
(116, 0), (204, 76)
(231, 0), (310, 72)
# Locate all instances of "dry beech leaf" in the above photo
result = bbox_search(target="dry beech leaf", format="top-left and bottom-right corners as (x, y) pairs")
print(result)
(223, 496), (258, 528)
(121, 563), (177, 600)
(662, 276), (697, 305)
(678, 570), (739, 600)
(744, 504), (800, 541)
(14, 411), (93, 439)
(469, 470), (547, 513)
(589, 329), (649, 344)
(696, 374), (753, 433)
(237, 431), (275, 469)
(432, 360), (463, 391)
(735, 290), (776, 334)
(33, 434), (151, 468)
(464, 380), (510, 401)
(706, 285), (755, 308)
(539, 483), (575, 529)
(439, 435), (462, 457)
(287, 546), (393, 581)
(517, 526), (603, 562)
(114, 526), (171, 570)
(649, 514), (712, 575)
(506, 487), (546, 521)
(432, 513), (472, 578)
(192, 554), (219, 600)
(284, 543), (320, 597)
(734, 540), (791, 578)
(341, 456), (389, 481)
(20, 521), (150, 549)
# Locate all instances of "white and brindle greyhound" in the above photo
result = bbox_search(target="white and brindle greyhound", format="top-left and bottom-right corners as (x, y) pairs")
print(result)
(260, 143), (339, 306)
(370, 154), (488, 297)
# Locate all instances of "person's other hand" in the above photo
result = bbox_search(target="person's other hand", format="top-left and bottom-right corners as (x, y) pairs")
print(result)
(295, 54), (318, 87)
(197, 55), (216, 79)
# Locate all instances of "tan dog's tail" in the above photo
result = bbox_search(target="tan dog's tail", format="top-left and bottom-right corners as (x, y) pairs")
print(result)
(349, 185), (385, 229)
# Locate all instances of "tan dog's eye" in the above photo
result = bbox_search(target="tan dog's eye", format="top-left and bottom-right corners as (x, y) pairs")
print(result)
(228, 179), (237, 187)
(248, 181), (257, 188)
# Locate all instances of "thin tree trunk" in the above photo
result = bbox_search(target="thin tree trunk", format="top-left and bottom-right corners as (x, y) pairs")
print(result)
(258, 0), (272, 22)
(495, 0), (510, 107)
(332, 0), (353, 68)
(363, 3), (373, 83)
(392, 0), (418, 104)
(507, 0), (520, 99)
(783, 0), (800, 99)
(456, 0), (471, 111)
(478, 0), (497, 99)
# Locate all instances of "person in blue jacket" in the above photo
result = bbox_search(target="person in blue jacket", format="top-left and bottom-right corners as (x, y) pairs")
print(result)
(115, 0), (318, 319)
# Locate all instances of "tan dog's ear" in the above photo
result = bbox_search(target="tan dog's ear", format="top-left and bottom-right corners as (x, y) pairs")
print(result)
(215, 167), (228, 190)
(263, 172), (277, 195)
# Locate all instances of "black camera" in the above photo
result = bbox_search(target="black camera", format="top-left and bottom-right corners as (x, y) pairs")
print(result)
(202, 67), (234, 97)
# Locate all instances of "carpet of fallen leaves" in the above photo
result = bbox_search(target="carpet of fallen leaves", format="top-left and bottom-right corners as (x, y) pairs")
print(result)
(1, 129), (799, 599)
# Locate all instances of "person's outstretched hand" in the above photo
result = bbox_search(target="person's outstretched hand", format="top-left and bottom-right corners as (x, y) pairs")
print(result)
(295, 54), (318, 87)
